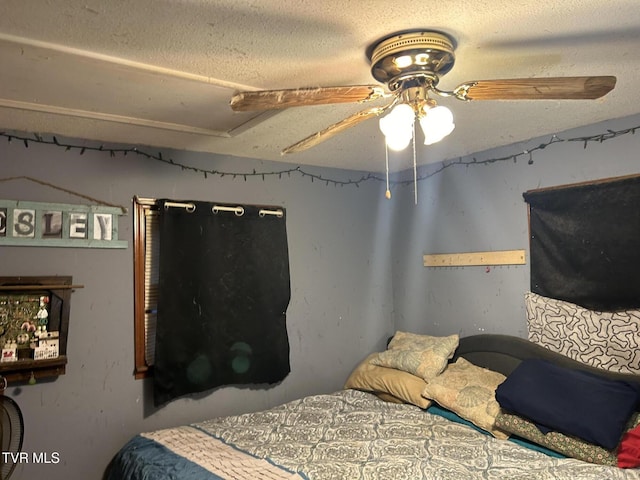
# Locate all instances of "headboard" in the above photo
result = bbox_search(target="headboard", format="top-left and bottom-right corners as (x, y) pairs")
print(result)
(454, 334), (640, 385)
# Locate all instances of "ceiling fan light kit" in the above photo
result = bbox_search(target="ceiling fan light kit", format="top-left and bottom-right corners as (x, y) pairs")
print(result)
(229, 29), (616, 199)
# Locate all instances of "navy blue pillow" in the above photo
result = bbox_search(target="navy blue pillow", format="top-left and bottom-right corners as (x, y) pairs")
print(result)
(495, 359), (640, 450)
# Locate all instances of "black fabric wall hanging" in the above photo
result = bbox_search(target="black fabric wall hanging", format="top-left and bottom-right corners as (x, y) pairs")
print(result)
(523, 174), (640, 311)
(153, 200), (291, 406)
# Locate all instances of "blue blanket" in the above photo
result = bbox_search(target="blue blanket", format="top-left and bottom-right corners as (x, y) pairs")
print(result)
(107, 435), (225, 480)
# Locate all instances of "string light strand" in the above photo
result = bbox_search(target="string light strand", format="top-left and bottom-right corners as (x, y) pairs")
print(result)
(1, 123), (638, 189)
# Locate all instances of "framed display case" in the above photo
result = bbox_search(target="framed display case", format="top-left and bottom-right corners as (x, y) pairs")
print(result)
(0, 276), (79, 385)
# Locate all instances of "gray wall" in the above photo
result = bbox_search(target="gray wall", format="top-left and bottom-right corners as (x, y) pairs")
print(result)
(1, 112), (639, 479)
(391, 113), (640, 338)
(0, 138), (394, 479)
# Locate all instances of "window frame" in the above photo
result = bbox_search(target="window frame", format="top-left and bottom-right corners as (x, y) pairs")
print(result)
(133, 196), (158, 379)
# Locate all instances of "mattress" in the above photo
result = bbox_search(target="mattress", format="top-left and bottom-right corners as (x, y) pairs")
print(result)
(107, 389), (640, 480)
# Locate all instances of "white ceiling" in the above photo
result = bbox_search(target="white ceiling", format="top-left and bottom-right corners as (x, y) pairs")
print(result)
(1, 0), (639, 172)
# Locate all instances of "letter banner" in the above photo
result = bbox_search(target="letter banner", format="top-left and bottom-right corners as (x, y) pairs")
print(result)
(0, 199), (127, 249)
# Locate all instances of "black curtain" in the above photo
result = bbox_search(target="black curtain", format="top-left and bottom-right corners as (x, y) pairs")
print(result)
(523, 175), (640, 311)
(153, 200), (291, 406)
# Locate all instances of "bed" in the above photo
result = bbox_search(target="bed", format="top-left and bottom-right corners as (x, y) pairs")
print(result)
(106, 333), (640, 480)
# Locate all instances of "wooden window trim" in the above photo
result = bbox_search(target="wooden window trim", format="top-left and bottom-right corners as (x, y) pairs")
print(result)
(133, 196), (157, 379)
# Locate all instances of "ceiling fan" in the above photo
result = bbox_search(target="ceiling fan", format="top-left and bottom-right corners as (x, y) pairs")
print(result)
(229, 30), (616, 155)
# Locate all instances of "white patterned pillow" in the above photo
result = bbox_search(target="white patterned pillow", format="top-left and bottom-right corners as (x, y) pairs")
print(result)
(525, 292), (640, 374)
(369, 331), (459, 381)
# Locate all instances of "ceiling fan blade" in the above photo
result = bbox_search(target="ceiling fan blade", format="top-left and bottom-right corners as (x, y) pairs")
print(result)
(230, 85), (387, 111)
(281, 106), (388, 154)
(455, 76), (616, 101)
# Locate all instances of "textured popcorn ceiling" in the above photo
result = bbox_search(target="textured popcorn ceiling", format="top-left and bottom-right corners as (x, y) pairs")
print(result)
(0, 0), (639, 172)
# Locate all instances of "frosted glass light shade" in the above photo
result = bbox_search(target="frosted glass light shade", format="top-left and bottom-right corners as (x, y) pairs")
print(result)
(379, 104), (415, 151)
(419, 105), (455, 145)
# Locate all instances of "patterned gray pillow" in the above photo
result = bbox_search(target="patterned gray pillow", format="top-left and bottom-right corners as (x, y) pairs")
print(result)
(525, 292), (640, 374)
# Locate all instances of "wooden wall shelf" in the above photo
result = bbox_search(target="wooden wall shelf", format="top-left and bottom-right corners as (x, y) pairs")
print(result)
(0, 356), (67, 384)
(423, 249), (527, 267)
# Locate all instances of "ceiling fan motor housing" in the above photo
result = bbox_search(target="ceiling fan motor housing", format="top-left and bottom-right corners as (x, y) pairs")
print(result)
(369, 30), (456, 91)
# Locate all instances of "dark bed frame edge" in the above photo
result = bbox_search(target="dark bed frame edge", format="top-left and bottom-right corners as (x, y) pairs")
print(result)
(454, 334), (640, 384)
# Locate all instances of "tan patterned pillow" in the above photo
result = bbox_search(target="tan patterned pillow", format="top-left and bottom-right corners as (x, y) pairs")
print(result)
(496, 410), (640, 465)
(421, 357), (508, 439)
(369, 331), (459, 381)
(344, 353), (432, 408)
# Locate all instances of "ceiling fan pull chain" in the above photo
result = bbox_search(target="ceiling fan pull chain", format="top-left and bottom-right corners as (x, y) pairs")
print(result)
(385, 143), (391, 200)
(412, 123), (418, 205)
